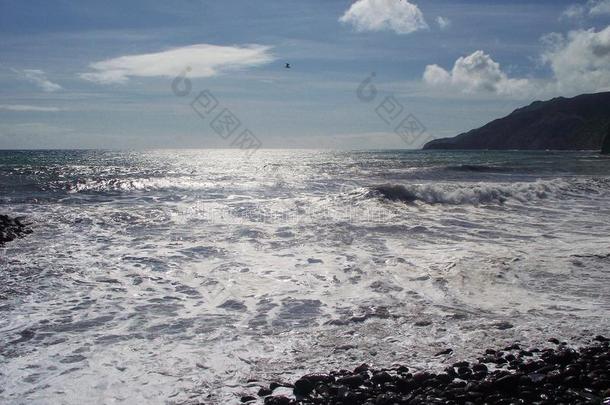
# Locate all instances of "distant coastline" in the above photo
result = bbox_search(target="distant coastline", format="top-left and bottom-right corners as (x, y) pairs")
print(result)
(423, 92), (610, 152)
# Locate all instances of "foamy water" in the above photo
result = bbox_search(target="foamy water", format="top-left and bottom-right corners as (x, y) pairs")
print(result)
(1, 150), (609, 404)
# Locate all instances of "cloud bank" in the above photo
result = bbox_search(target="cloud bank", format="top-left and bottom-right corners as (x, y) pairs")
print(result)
(339, 0), (428, 35)
(80, 44), (275, 84)
(423, 50), (530, 96)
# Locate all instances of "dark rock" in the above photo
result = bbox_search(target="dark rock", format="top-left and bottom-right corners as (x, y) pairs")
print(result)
(354, 363), (370, 373)
(493, 374), (522, 392)
(493, 321), (514, 330)
(435, 348), (453, 356)
(264, 396), (292, 405)
(412, 371), (431, 383)
(258, 387), (272, 397)
(472, 364), (488, 374)
(396, 365), (409, 373)
(457, 366), (472, 378)
(375, 393), (399, 405)
(293, 378), (315, 396)
(0, 214), (31, 245)
(301, 373), (334, 384)
(252, 339), (610, 405)
(337, 374), (365, 387)
(371, 371), (393, 385)
(240, 395), (256, 403)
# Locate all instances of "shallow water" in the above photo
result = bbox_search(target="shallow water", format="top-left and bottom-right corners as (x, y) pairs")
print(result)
(1, 149), (609, 404)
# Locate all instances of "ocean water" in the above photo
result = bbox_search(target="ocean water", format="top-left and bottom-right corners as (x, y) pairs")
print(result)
(0, 149), (609, 404)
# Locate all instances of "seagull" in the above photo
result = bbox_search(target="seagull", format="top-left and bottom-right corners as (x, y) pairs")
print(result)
(285, 63), (291, 69)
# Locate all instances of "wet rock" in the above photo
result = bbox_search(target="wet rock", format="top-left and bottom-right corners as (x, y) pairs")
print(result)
(269, 381), (292, 391)
(250, 338), (610, 405)
(337, 374), (365, 387)
(493, 321), (514, 330)
(240, 395), (256, 403)
(354, 363), (369, 373)
(258, 387), (272, 396)
(434, 348), (453, 356)
(371, 371), (393, 385)
(493, 373), (522, 392)
(0, 215), (32, 245)
(293, 378), (314, 396)
(472, 363), (488, 374)
(457, 366), (472, 378)
(301, 373), (334, 384)
(264, 396), (292, 405)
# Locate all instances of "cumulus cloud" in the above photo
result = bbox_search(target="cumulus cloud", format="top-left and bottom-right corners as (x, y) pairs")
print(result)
(0, 104), (61, 112)
(423, 50), (530, 96)
(562, 0), (610, 19)
(80, 43), (275, 84)
(436, 16), (451, 30)
(12, 68), (62, 92)
(339, 0), (428, 35)
(542, 25), (610, 94)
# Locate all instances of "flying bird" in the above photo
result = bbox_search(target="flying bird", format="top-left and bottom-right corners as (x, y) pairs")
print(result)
(285, 63), (291, 69)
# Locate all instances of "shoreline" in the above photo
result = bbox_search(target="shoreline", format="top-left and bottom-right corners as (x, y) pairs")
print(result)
(245, 335), (610, 405)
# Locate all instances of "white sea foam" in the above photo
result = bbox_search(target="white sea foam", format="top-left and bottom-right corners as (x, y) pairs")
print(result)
(368, 178), (609, 205)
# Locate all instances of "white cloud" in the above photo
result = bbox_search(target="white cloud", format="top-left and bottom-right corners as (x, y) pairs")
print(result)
(423, 50), (530, 96)
(80, 43), (275, 84)
(0, 104), (61, 112)
(590, 0), (610, 15)
(542, 25), (610, 94)
(423, 64), (450, 85)
(562, 4), (586, 20)
(12, 68), (62, 92)
(339, 0), (428, 35)
(436, 16), (451, 30)
(562, 0), (610, 19)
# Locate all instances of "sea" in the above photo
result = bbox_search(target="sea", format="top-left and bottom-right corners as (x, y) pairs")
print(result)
(1, 149), (609, 404)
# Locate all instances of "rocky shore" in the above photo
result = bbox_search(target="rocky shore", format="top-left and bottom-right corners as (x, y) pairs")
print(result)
(245, 336), (610, 405)
(0, 214), (32, 245)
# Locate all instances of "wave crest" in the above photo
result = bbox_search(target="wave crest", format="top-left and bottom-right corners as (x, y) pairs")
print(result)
(368, 179), (608, 205)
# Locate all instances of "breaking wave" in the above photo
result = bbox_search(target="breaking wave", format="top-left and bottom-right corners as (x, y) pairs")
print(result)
(368, 178), (609, 205)
(64, 177), (217, 193)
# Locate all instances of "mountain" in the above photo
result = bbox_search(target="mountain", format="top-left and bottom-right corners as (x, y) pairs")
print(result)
(423, 92), (610, 152)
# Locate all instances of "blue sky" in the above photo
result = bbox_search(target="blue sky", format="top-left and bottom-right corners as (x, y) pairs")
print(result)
(1, 0), (609, 149)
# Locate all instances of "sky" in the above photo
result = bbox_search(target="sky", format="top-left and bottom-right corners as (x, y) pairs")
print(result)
(1, 0), (610, 149)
